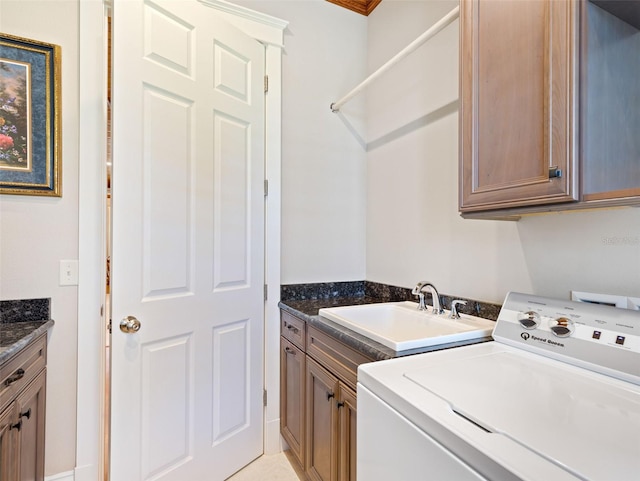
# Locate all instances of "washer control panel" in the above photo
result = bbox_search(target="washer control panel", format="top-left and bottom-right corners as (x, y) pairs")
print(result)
(493, 292), (640, 384)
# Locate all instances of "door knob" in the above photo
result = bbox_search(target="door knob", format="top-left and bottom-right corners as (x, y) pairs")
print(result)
(120, 316), (141, 333)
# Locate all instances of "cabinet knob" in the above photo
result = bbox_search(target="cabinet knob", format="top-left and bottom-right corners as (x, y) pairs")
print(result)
(20, 408), (32, 420)
(327, 392), (334, 401)
(119, 316), (141, 334)
(10, 420), (22, 431)
(549, 167), (562, 179)
(337, 401), (345, 409)
(285, 346), (296, 355)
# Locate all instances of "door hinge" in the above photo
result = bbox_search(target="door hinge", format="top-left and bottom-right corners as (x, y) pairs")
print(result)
(264, 284), (268, 301)
(264, 75), (269, 93)
(107, 318), (112, 334)
(263, 389), (268, 406)
(264, 179), (269, 197)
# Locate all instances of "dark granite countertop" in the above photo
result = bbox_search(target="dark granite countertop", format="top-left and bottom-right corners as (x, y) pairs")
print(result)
(279, 297), (493, 362)
(1, 298), (54, 366)
(0, 319), (54, 365)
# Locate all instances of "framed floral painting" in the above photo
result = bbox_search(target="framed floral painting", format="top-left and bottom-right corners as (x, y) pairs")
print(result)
(0, 33), (61, 196)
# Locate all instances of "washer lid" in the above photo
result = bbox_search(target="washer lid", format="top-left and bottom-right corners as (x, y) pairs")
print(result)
(404, 349), (640, 481)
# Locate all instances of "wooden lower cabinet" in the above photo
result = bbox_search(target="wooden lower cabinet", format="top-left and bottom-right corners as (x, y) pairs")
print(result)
(337, 386), (357, 481)
(0, 335), (47, 481)
(305, 358), (338, 481)
(15, 370), (46, 481)
(280, 338), (306, 467)
(305, 358), (357, 481)
(0, 403), (17, 481)
(281, 311), (370, 481)
(0, 370), (46, 481)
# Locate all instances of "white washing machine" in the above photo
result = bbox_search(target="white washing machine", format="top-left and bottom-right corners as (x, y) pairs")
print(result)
(358, 292), (640, 480)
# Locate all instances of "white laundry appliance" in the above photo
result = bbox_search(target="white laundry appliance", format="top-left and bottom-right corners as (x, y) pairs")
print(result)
(357, 292), (640, 480)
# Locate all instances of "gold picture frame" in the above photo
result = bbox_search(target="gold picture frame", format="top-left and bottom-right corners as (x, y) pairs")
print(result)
(0, 33), (61, 196)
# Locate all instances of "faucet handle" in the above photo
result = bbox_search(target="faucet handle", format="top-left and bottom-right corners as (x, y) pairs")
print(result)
(449, 300), (467, 319)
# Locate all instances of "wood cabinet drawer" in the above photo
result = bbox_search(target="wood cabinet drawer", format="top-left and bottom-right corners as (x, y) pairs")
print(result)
(306, 326), (373, 392)
(281, 311), (306, 350)
(0, 334), (47, 413)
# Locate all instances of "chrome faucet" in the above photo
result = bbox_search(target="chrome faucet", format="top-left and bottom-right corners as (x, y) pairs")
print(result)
(411, 282), (444, 314)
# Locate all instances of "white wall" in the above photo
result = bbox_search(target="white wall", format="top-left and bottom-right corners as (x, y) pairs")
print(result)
(236, 0), (368, 284)
(233, 0), (640, 302)
(0, 0), (79, 476)
(366, 0), (640, 304)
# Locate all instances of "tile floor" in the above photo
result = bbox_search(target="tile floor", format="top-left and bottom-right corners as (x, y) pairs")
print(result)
(227, 451), (305, 481)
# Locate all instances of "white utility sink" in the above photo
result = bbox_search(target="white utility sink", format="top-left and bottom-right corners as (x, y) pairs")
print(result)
(318, 301), (494, 351)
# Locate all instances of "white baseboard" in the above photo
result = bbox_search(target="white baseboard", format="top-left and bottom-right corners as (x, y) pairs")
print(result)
(73, 463), (100, 481)
(45, 471), (74, 481)
(264, 417), (283, 455)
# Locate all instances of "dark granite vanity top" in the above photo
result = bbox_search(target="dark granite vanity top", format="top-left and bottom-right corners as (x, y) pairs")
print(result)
(0, 320), (54, 364)
(281, 299), (399, 360)
(279, 281), (500, 361)
(1, 298), (55, 365)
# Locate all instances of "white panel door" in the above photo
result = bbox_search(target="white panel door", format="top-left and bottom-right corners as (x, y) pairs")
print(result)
(110, 1), (265, 479)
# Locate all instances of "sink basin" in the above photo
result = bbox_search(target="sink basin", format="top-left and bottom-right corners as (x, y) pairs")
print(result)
(318, 301), (494, 351)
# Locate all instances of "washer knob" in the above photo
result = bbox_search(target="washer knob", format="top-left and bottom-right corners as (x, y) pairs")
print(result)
(549, 317), (575, 338)
(518, 311), (540, 330)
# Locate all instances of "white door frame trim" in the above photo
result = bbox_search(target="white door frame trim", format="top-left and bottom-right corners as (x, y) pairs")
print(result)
(76, 1), (286, 478)
(76, 1), (108, 480)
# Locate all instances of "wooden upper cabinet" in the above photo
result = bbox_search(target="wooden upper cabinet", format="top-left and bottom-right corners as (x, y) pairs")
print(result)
(581, 0), (640, 203)
(459, 0), (580, 213)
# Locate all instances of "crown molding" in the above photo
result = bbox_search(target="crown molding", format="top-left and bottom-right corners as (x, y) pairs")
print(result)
(326, 0), (382, 16)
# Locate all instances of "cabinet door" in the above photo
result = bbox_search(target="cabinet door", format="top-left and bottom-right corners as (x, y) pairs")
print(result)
(280, 337), (306, 467)
(15, 369), (46, 481)
(581, 1), (640, 203)
(306, 357), (339, 481)
(460, 0), (579, 212)
(0, 403), (17, 481)
(337, 384), (357, 481)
